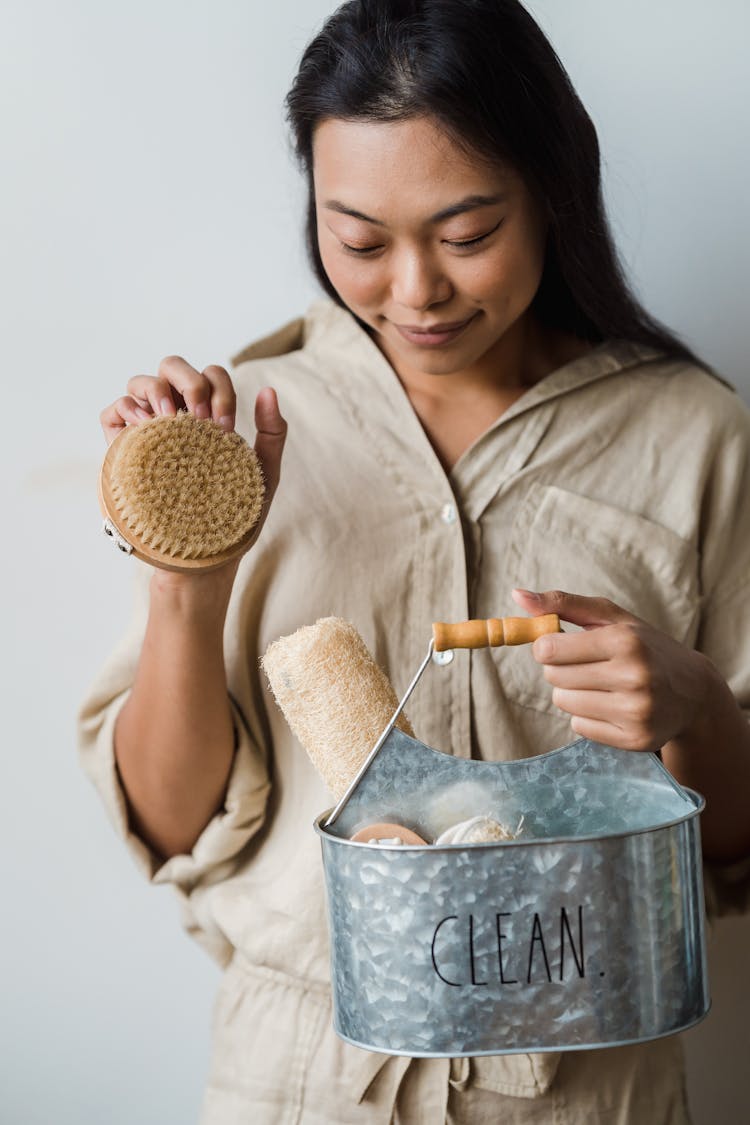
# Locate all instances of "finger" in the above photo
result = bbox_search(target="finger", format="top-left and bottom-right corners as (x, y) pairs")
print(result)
(551, 687), (621, 724)
(532, 624), (626, 666)
(534, 622), (651, 674)
(511, 588), (637, 630)
(543, 653), (651, 693)
(253, 387), (287, 502)
(127, 375), (178, 417)
(568, 715), (655, 752)
(157, 355), (213, 418)
(543, 660), (618, 690)
(552, 688), (658, 751)
(200, 365), (237, 431)
(100, 397), (151, 444)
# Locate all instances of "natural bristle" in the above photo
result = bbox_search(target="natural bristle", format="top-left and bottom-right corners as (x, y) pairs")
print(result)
(109, 413), (265, 559)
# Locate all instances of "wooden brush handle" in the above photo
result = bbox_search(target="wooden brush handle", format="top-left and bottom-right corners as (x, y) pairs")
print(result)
(432, 614), (561, 651)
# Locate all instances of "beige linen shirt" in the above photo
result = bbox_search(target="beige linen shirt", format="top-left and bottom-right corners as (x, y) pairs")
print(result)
(79, 299), (750, 1124)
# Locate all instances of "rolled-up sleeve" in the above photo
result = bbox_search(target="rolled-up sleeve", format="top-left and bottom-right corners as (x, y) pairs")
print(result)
(77, 564), (270, 892)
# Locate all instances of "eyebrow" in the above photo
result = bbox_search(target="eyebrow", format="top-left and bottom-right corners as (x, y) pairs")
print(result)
(323, 193), (507, 226)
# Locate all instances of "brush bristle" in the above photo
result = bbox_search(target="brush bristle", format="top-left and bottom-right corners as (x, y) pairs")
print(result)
(109, 413), (265, 559)
(262, 617), (415, 798)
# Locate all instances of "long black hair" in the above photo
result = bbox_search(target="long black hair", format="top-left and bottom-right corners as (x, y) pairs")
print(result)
(285, 0), (700, 363)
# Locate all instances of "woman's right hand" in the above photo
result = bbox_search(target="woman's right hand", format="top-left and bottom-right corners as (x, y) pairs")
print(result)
(100, 354), (243, 443)
(99, 355), (288, 595)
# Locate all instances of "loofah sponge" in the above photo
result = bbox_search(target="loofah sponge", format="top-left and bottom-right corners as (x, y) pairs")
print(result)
(435, 814), (524, 845)
(101, 412), (265, 566)
(262, 617), (415, 799)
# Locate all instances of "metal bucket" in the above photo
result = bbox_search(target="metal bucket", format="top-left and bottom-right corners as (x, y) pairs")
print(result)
(314, 730), (709, 1056)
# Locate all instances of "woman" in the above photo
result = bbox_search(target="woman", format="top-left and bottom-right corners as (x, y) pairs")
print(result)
(80, 1), (750, 1121)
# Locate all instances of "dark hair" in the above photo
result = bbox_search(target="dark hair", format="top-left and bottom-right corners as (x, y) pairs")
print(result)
(285, 0), (700, 363)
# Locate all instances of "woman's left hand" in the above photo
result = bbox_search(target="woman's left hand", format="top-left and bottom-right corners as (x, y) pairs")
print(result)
(511, 588), (713, 751)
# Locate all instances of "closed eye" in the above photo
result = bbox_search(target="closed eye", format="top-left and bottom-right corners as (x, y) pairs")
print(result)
(339, 242), (384, 256)
(444, 220), (503, 250)
(338, 217), (503, 256)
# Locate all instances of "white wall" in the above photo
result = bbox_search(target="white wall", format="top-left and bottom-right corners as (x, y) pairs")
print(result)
(2, 2), (748, 1122)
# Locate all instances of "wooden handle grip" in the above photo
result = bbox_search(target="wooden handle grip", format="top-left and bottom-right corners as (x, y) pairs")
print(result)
(432, 614), (561, 651)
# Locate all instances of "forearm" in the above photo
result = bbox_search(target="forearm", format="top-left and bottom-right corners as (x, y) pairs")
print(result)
(115, 566), (238, 861)
(663, 657), (750, 864)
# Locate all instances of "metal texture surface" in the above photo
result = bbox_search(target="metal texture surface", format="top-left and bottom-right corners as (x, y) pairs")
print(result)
(315, 734), (709, 1056)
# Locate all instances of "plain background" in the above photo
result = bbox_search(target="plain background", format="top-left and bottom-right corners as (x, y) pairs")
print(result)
(2, 1), (749, 1122)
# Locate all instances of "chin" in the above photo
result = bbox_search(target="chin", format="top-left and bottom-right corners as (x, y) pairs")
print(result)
(401, 338), (492, 375)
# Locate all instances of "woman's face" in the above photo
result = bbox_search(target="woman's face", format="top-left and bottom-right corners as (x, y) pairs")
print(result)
(313, 115), (548, 380)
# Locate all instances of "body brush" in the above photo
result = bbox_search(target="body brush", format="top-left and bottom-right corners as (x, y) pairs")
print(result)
(99, 412), (265, 572)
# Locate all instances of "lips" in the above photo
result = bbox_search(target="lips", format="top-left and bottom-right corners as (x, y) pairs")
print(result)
(398, 317), (474, 333)
(392, 313), (478, 347)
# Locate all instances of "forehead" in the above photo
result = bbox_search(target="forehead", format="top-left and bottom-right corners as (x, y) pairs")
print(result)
(312, 115), (518, 216)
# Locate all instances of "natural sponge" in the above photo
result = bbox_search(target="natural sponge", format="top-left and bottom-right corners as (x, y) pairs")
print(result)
(103, 412), (264, 563)
(435, 815), (523, 845)
(262, 617), (415, 798)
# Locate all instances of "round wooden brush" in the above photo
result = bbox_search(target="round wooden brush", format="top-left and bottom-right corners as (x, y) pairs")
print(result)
(98, 412), (265, 572)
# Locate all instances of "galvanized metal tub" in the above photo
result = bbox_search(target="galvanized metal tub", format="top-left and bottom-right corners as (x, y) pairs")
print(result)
(314, 731), (709, 1056)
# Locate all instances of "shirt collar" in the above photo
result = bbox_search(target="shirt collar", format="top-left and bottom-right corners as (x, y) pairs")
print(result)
(301, 298), (666, 423)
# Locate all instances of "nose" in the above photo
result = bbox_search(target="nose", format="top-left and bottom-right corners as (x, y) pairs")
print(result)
(390, 246), (453, 311)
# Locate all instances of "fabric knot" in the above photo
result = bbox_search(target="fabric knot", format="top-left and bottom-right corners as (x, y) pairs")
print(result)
(448, 1055), (470, 1091)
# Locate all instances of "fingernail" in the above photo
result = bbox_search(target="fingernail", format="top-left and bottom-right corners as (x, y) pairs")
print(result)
(514, 587), (541, 602)
(219, 414), (235, 432)
(135, 407), (151, 420)
(194, 402), (211, 420)
(160, 397), (176, 416)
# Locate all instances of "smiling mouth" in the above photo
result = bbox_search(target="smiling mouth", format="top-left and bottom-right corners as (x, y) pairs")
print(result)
(392, 314), (478, 346)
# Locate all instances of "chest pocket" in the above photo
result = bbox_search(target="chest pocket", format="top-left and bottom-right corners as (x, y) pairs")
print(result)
(494, 483), (701, 715)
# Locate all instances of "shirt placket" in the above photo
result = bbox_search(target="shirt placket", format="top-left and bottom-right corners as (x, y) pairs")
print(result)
(319, 338), (476, 760)
(415, 486), (473, 760)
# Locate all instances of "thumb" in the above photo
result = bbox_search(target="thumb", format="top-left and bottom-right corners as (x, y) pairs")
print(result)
(254, 387), (288, 500)
(511, 588), (637, 630)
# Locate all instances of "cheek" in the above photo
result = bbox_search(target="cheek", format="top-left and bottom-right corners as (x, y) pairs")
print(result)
(317, 223), (384, 308)
(471, 237), (546, 310)
(318, 235), (383, 308)
(510, 216), (548, 294)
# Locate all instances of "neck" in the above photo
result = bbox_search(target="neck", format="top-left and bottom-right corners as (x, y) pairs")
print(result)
(378, 312), (590, 405)
(371, 312), (592, 473)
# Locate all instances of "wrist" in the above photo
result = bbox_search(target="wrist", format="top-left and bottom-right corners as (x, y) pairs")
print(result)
(148, 561), (239, 628)
(666, 653), (734, 761)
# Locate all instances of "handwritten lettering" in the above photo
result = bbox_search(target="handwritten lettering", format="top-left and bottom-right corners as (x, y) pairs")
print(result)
(430, 905), (590, 988)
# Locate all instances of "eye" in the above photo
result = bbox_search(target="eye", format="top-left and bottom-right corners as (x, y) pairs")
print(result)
(339, 241), (384, 256)
(444, 219), (503, 250)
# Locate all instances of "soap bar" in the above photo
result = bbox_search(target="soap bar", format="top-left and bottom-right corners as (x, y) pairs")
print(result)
(350, 822), (427, 846)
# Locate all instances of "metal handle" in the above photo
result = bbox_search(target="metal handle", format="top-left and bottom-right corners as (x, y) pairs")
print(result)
(432, 614), (561, 651)
(324, 615), (561, 830)
(324, 639), (436, 829)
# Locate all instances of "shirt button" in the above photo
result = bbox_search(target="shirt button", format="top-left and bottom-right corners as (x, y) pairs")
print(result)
(432, 648), (454, 666)
(440, 503), (457, 525)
